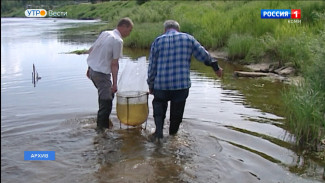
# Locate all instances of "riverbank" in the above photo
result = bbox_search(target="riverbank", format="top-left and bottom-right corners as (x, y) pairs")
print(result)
(2, 0), (324, 157)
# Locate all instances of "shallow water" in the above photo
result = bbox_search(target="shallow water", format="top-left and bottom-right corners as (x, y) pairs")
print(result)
(1, 18), (324, 183)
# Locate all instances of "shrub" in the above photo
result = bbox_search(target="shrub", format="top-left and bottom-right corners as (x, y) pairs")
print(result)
(226, 34), (255, 61)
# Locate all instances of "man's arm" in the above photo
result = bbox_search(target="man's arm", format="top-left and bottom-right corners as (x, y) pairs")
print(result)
(147, 42), (158, 94)
(210, 59), (223, 77)
(86, 46), (93, 54)
(85, 46), (94, 79)
(192, 38), (223, 77)
(111, 58), (119, 93)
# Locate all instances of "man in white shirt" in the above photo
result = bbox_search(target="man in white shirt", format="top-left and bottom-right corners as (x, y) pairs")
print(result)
(86, 17), (133, 132)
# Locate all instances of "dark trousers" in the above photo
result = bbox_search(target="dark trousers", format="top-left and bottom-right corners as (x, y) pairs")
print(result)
(152, 89), (189, 138)
(89, 67), (114, 129)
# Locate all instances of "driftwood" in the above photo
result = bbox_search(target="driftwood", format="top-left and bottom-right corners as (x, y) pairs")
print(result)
(234, 71), (270, 77)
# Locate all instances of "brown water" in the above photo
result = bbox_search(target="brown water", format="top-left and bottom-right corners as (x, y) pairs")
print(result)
(117, 103), (149, 126)
(1, 18), (324, 183)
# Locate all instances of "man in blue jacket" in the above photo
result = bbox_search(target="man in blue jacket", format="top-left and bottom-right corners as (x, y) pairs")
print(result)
(147, 20), (223, 140)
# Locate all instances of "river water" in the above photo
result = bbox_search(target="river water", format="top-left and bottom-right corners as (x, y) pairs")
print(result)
(1, 18), (323, 183)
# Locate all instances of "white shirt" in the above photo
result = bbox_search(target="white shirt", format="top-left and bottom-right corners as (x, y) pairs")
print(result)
(87, 29), (123, 74)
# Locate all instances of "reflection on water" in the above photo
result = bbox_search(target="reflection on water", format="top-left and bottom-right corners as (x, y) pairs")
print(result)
(1, 18), (324, 183)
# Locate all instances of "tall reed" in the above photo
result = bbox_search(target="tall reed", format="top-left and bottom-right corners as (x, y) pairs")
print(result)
(283, 31), (325, 150)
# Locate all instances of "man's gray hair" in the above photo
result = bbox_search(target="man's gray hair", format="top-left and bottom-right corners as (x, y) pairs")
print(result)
(164, 20), (180, 31)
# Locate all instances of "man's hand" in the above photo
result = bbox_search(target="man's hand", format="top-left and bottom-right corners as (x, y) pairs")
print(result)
(86, 67), (90, 79)
(149, 88), (154, 94)
(215, 67), (223, 77)
(86, 47), (93, 54)
(111, 84), (117, 94)
(111, 59), (119, 94)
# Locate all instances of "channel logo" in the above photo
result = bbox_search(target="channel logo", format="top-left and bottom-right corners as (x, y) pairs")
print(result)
(25, 9), (47, 17)
(261, 9), (301, 19)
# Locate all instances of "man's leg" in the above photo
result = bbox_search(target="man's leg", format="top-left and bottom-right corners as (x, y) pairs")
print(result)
(97, 98), (112, 129)
(89, 68), (113, 130)
(152, 90), (168, 138)
(169, 89), (189, 135)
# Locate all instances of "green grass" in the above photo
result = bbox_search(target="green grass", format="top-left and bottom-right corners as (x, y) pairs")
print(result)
(124, 22), (163, 49)
(227, 34), (255, 61)
(68, 49), (89, 55)
(283, 31), (325, 150)
(5, 0), (323, 67)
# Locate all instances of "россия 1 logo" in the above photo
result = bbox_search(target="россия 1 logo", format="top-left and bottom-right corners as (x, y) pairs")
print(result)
(261, 9), (301, 19)
(25, 9), (47, 17)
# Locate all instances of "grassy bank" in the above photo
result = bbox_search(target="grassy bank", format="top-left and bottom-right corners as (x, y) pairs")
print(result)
(2, 0), (325, 151)
(52, 1), (325, 63)
(283, 31), (325, 151)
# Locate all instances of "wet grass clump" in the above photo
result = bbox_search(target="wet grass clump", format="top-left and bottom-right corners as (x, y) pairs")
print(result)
(283, 31), (325, 152)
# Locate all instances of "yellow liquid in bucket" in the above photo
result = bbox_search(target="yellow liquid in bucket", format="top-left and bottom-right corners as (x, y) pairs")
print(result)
(117, 103), (148, 126)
